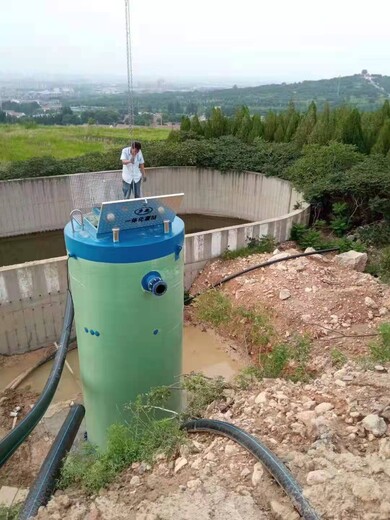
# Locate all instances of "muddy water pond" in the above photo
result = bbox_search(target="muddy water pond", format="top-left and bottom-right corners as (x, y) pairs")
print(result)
(0, 326), (242, 404)
(0, 213), (249, 267)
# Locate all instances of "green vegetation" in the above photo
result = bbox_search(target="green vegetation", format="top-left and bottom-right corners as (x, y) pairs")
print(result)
(290, 222), (365, 253)
(331, 349), (348, 368)
(236, 336), (313, 387)
(194, 290), (312, 382)
(59, 389), (185, 493)
(260, 335), (312, 382)
(0, 504), (21, 520)
(369, 323), (390, 363)
(222, 235), (276, 260)
(0, 125), (169, 163)
(194, 290), (274, 352)
(18, 73), (388, 120)
(182, 373), (228, 418)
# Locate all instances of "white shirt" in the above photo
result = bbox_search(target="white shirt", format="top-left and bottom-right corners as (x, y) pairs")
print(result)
(120, 147), (144, 183)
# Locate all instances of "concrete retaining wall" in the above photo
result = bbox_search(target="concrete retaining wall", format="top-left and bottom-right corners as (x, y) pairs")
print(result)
(0, 167), (304, 237)
(0, 168), (309, 355)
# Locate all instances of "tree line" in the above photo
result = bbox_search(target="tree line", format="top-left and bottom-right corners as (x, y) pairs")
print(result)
(179, 101), (390, 156)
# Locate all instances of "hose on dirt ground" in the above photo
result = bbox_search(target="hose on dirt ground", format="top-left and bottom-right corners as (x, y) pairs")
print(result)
(184, 247), (339, 305)
(0, 291), (74, 468)
(18, 404), (85, 520)
(183, 419), (321, 520)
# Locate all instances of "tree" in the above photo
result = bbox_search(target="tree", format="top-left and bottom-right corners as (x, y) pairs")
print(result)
(341, 108), (366, 153)
(232, 106), (250, 135)
(293, 101), (317, 147)
(284, 102), (300, 142)
(237, 113), (252, 142)
(249, 114), (263, 142)
(0, 110), (6, 123)
(191, 114), (203, 135)
(309, 103), (335, 145)
(263, 111), (278, 141)
(372, 119), (390, 155)
(209, 108), (227, 137)
(180, 116), (191, 132)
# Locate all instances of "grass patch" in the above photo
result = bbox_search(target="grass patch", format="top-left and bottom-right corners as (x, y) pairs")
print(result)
(0, 125), (169, 163)
(235, 334), (313, 386)
(221, 236), (276, 260)
(182, 373), (229, 418)
(366, 246), (390, 284)
(194, 290), (274, 351)
(369, 323), (390, 363)
(260, 335), (312, 382)
(331, 348), (348, 368)
(59, 388), (184, 493)
(0, 505), (21, 520)
(290, 223), (365, 253)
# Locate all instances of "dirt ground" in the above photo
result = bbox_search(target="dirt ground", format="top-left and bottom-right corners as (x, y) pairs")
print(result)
(189, 244), (390, 365)
(2, 246), (390, 519)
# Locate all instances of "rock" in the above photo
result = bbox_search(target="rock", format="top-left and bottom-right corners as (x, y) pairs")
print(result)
(362, 414), (387, 437)
(296, 411), (316, 432)
(351, 477), (382, 502)
(273, 252), (291, 262)
(315, 402), (334, 415)
(279, 289), (291, 300)
(365, 297), (378, 309)
(205, 452), (216, 461)
(225, 444), (238, 456)
(270, 500), (300, 520)
(375, 365), (388, 373)
(306, 470), (333, 485)
(335, 379), (347, 387)
(379, 307), (388, 316)
(255, 391), (268, 405)
(191, 457), (202, 470)
(130, 476), (141, 487)
(273, 249), (281, 255)
(334, 251), (368, 272)
(379, 438), (390, 459)
(241, 467), (251, 478)
(174, 457), (188, 473)
(186, 479), (201, 490)
(251, 462), (264, 486)
(304, 247), (316, 253)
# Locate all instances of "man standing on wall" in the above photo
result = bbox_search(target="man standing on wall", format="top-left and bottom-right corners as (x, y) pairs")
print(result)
(120, 141), (146, 199)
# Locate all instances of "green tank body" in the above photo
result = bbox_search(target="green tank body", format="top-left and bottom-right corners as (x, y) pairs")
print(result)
(64, 196), (185, 448)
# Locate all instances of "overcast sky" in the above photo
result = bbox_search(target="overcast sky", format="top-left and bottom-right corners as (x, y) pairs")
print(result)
(1, 0), (389, 84)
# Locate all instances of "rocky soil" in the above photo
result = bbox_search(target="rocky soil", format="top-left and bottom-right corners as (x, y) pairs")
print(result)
(3, 247), (390, 519)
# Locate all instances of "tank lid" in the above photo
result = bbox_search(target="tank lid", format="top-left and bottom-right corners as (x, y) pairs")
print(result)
(64, 194), (185, 263)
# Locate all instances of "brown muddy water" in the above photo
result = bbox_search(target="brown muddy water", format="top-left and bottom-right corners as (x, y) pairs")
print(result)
(0, 214), (249, 267)
(0, 326), (242, 404)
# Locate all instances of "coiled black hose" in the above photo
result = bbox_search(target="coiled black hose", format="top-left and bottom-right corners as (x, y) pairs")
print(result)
(0, 291), (74, 468)
(18, 404), (85, 520)
(185, 247), (339, 304)
(183, 419), (321, 520)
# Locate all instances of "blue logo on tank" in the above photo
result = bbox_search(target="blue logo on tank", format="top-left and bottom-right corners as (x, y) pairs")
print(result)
(134, 207), (153, 216)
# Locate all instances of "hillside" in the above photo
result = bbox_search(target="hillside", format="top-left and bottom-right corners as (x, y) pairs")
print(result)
(68, 73), (390, 116)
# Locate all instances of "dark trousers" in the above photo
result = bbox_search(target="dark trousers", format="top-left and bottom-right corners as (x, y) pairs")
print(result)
(122, 180), (141, 199)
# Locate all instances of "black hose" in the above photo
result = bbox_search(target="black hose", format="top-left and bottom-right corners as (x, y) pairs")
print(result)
(183, 419), (321, 520)
(0, 291), (74, 468)
(18, 404), (85, 520)
(185, 247), (339, 304)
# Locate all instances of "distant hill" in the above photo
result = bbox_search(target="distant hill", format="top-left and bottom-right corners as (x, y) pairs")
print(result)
(65, 72), (390, 117)
(187, 73), (390, 114)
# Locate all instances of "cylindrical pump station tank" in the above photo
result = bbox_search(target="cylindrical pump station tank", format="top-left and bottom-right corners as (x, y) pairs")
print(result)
(64, 195), (185, 448)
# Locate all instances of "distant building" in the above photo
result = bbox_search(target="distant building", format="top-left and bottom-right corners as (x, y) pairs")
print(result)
(5, 110), (25, 118)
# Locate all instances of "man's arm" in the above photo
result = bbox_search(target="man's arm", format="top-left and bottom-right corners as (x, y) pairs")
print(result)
(140, 163), (146, 180)
(120, 148), (132, 165)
